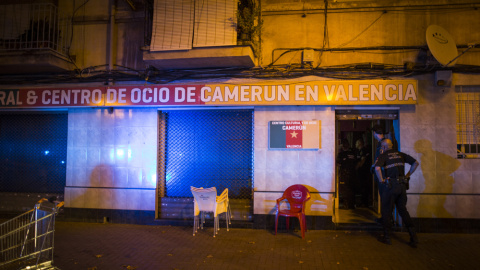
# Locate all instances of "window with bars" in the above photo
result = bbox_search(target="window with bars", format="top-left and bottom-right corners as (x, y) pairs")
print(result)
(0, 3), (69, 55)
(456, 88), (480, 158)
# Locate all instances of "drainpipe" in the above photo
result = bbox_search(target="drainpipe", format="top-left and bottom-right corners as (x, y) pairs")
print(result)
(108, 0), (115, 76)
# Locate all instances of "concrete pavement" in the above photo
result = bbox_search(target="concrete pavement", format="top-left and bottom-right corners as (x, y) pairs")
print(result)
(44, 221), (480, 270)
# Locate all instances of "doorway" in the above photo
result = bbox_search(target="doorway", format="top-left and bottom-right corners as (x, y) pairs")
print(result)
(334, 109), (399, 225)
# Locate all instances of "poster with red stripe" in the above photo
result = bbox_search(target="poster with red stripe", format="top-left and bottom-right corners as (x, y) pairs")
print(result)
(285, 121), (304, 148)
(269, 120), (321, 149)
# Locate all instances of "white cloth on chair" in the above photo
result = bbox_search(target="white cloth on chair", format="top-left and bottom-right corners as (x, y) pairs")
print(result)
(191, 186), (231, 237)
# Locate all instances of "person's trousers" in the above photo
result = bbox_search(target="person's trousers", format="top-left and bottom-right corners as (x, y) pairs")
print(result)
(340, 174), (356, 208)
(356, 171), (371, 206)
(380, 181), (414, 233)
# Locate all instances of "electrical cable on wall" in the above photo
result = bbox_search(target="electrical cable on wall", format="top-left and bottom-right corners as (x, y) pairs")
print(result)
(316, 0), (330, 68)
(337, 10), (386, 48)
(67, 0), (91, 72)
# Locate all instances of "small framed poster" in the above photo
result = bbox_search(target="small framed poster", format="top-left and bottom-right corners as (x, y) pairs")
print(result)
(269, 120), (321, 150)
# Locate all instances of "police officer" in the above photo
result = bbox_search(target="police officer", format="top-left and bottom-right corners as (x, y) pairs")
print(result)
(374, 138), (419, 247)
(336, 139), (357, 209)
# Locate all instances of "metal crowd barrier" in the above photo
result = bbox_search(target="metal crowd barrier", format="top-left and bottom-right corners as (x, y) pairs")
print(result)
(0, 198), (64, 270)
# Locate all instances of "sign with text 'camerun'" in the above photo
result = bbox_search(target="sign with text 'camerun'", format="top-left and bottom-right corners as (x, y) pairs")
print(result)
(269, 121), (321, 150)
(0, 80), (417, 108)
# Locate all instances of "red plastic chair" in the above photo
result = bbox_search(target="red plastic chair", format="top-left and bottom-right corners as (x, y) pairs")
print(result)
(275, 184), (311, 239)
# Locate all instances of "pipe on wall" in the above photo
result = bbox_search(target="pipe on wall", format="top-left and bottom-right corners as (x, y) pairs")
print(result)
(108, 0), (115, 75)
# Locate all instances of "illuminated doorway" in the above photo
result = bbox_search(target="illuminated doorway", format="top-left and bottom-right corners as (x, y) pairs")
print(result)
(334, 108), (399, 226)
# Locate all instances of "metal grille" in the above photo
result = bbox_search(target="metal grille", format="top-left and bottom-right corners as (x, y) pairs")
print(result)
(0, 3), (70, 55)
(161, 109), (254, 199)
(456, 88), (480, 158)
(0, 113), (67, 193)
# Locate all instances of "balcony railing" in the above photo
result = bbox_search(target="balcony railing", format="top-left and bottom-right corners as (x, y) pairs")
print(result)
(0, 3), (69, 56)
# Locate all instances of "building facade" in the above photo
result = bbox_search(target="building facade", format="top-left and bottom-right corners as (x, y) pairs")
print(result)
(1, 0), (480, 232)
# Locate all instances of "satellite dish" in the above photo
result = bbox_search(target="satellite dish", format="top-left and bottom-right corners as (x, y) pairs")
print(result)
(426, 25), (458, 67)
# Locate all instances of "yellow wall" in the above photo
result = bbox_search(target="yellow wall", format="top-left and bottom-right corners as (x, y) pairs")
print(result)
(59, 0), (480, 219)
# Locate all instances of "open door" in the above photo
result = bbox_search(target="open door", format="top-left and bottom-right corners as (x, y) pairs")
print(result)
(334, 109), (399, 226)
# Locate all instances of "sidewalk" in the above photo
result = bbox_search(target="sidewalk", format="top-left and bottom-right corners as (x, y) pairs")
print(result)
(49, 221), (480, 270)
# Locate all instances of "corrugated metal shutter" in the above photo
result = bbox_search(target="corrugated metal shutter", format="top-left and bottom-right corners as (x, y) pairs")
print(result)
(0, 112), (67, 193)
(150, 0), (194, 51)
(160, 109), (253, 199)
(156, 109), (253, 221)
(193, 0), (237, 47)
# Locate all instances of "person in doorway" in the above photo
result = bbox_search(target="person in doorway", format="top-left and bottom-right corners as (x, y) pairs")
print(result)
(371, 125), (387, 223)
(355, 138), (371, 207)
(336, 139), (357, 210)
(374, 138), (419, 247)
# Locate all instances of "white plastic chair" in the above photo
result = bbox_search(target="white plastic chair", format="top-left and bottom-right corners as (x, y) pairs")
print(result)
(216, 188), (232, 232)
(191, 186), (231, 237)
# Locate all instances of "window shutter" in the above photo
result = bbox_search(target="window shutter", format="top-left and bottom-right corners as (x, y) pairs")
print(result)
(193, 0), (237, 47)
(151, 0), (194, 51)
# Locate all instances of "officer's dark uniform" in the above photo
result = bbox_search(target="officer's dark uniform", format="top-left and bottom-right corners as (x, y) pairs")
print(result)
(337, 147), (357, 209)
(375, 148), (417, 243)
(373, 137), (386, 189)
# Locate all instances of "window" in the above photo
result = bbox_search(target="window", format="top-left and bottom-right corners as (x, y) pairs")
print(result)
(456, 87), (480, 158)
(150, 0), (237, 51)
(0, 3), (68, 54)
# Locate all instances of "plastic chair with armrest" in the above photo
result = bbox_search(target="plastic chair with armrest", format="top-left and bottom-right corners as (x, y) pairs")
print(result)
(216, 188), (231, 232)
(275, 184), (311, 239)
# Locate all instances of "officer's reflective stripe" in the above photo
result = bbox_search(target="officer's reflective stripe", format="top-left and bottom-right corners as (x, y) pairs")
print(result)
(385, 163), (404, 169)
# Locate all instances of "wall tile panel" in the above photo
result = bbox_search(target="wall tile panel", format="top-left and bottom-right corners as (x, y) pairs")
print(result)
(473, 172), (480, 194)
(452, 171), (473, 194)
(455, 195), (474, 219)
